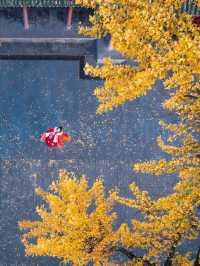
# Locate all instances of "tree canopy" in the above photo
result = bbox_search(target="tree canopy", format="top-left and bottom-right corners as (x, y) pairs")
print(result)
(77, 0), (200, 114)
(19, 170), (118, 265)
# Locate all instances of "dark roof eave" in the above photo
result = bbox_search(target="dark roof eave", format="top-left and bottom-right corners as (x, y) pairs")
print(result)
(0, 0), (77, 8)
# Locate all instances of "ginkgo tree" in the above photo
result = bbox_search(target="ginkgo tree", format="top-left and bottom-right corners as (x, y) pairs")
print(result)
(130, 23), (200, 264)
(76, 0), (200, 114)
(19, 170), (157, 265)
(19, 170), (118, 266)
(129, 91), (200, 265)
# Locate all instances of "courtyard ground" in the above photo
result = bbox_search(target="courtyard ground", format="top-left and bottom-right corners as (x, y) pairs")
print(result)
(0, 59), (180, 265)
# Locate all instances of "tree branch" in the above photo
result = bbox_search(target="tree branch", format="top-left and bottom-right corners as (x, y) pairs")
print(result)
(115, 246), (138, 259)
(113, 246), (156, 266)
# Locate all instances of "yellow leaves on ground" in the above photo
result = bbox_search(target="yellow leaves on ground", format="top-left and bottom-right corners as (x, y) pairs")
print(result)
(19, 170), (117, 265)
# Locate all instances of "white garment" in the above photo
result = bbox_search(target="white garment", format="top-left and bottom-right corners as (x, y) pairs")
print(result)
(52, 127), (63, 143)
(53, 131), (63, 143)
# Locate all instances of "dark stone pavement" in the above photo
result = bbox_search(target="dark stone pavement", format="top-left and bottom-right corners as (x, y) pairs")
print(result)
(0, 59), (180, 265)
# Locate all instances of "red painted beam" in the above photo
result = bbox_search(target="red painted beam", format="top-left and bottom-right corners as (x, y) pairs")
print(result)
(23, 6), (29, 30)
(66, 7), (73, 30)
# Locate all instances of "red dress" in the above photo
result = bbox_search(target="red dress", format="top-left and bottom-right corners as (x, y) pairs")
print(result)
(40, 128), (72, 147)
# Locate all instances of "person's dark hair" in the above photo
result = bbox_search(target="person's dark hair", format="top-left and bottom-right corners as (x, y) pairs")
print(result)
(58, 127), (63, 132)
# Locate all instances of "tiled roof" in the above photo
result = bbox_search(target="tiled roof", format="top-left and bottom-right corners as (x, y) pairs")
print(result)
(0, 0), (76, 7)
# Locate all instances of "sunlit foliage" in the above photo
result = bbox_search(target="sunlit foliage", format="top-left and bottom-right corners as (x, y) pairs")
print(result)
(19, 170), (117, 265)
(76, 0), (200, 114)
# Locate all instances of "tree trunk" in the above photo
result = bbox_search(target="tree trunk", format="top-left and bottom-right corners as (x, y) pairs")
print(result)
(66, 7), (73, 30)
(23, 6), (29, 30)
(193, 247), (200, 266)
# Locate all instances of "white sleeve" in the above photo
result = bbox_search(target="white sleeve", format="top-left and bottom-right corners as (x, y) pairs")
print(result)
(53, 132), (62, 143)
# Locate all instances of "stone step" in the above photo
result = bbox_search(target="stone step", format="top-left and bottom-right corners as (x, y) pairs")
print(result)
(0, 36), (97, 78)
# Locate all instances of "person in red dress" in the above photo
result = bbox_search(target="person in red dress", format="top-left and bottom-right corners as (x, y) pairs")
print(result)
(40, 127), (72, 147)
